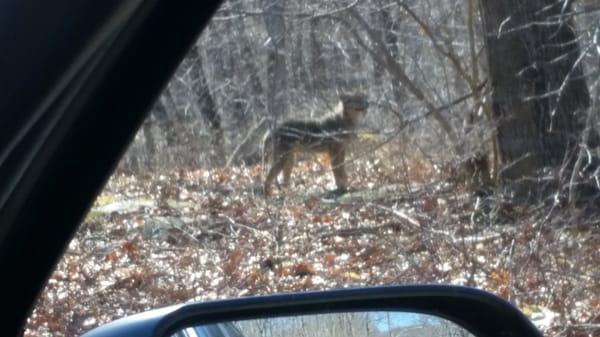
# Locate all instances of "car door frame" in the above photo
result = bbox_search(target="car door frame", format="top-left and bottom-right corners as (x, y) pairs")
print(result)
(0, 0), (222, 335)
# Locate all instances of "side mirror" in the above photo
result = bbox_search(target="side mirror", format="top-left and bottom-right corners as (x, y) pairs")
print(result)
(172, 312), (472, 337)
(81, 285), (543, 337)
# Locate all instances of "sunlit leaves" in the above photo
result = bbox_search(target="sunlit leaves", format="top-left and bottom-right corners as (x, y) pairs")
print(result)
(26, 154), (600, 337)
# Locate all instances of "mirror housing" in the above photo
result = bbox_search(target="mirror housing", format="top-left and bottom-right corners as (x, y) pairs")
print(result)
(81, 285), (543, 337)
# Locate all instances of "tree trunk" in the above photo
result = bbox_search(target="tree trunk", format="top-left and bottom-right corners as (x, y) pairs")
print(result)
(478, 0), (591, 200)
(371, 9), (384, 86)
(347, 47), (363, 89)
(380, 8), (405, 111)
(230, 6), (265, 118)
(188, 44), (223, 146)
(332, 44), (347, 89)
(309, 21), (327, 95)
(263, 0), (288, 119)
(155, 89), (177, 146)
(222, 4), (261, 128)
(291, 27), (308, 96)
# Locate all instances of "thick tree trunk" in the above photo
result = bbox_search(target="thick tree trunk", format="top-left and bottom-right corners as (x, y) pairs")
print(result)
(479, 0), (590, 199)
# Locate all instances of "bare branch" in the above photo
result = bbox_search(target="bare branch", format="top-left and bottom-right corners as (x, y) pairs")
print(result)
(343, 7), (460, 151)
(396, 1), (476, 89)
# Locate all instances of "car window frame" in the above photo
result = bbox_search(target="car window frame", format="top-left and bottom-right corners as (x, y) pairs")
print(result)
(0, 1), (223, 335)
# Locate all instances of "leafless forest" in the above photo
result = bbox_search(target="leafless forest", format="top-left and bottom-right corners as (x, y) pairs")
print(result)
(230, 312), (473, 337)
(27, 1), (600, 337)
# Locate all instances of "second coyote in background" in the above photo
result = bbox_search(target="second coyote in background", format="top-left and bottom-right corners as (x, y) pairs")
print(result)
(262, 94), (368, 196)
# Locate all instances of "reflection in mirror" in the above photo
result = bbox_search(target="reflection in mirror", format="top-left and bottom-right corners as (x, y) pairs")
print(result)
(171, 311), (475, 337)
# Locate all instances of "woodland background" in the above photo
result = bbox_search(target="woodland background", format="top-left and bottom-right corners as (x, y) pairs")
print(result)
(26, 1), (600, 336)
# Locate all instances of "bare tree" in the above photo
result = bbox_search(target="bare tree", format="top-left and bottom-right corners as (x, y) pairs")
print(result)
(479, 0), (593, 200)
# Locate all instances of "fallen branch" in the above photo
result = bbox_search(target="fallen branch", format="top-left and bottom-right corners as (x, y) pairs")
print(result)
(370, 203), (506, 244)
(370, 204), (423, 229)
(223, 215), (274, 241)
(319, 224), (397, 238)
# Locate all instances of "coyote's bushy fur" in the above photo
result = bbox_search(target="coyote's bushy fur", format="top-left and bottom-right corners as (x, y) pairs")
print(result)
(261, 94), (368, 195)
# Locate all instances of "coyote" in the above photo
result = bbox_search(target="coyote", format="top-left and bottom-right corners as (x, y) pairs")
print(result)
(262, 94), (368, 195)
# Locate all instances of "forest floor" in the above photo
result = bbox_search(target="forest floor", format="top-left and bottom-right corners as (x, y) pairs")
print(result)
(25, 144), (600, 337)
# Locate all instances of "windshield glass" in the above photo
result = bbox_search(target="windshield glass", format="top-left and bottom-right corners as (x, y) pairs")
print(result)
(26, 1), (600, 337)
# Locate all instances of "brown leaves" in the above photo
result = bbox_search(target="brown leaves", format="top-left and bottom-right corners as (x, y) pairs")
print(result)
(223, 249), (244, 281)
(291, 263), (315, 277)
(487, 269), (509, 297)
(324, 253), (336, 267)
(27, 158), (600, 337)
(312, 214), (334, 223)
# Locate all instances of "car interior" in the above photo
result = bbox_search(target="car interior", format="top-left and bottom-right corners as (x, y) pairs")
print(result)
(2, 1), (598, 337)
(0, 1), (222, 336)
